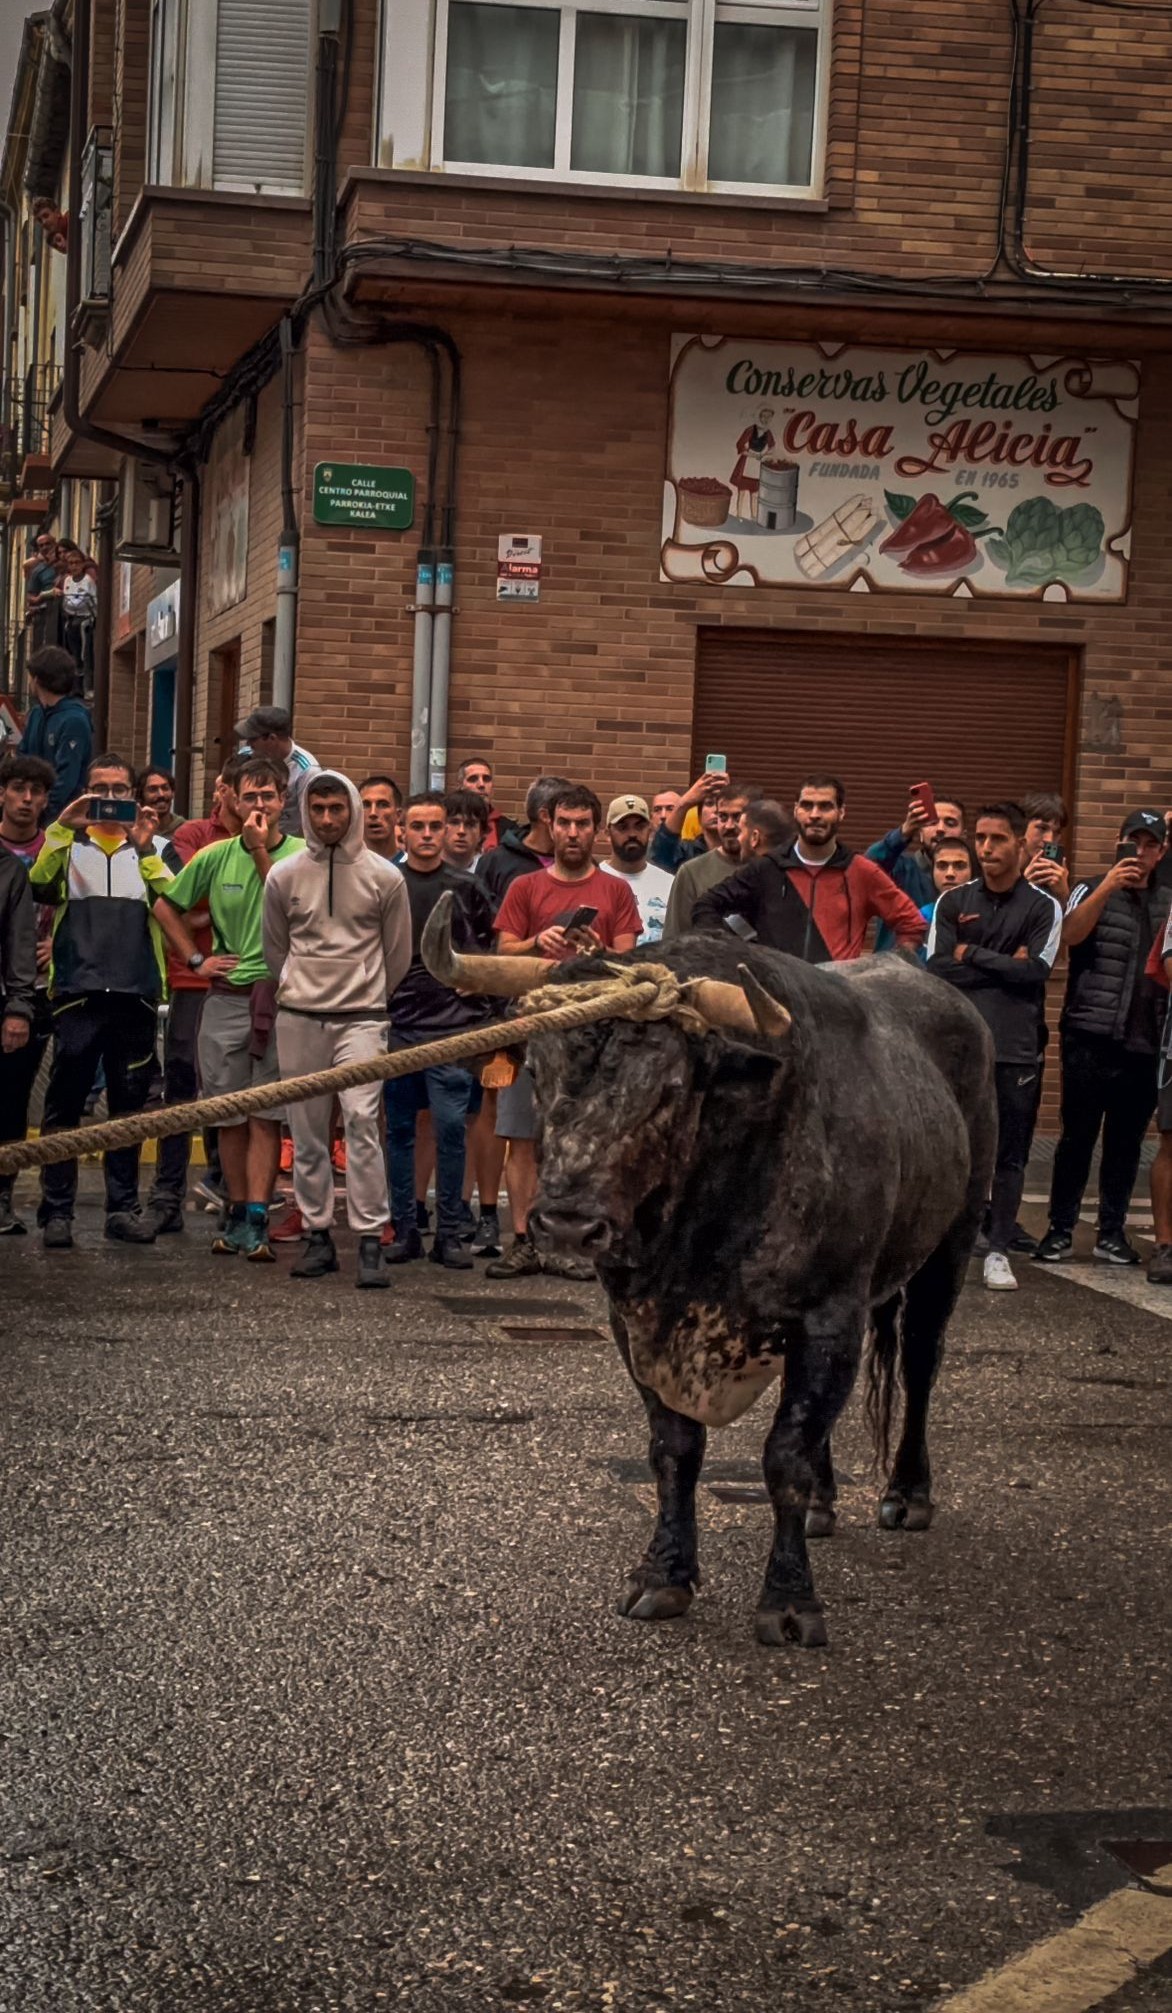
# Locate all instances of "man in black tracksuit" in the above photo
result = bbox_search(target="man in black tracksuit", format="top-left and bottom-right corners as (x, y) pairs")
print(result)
(1034, 809), (1168, 1266)
(927, 801), (1062, 1292)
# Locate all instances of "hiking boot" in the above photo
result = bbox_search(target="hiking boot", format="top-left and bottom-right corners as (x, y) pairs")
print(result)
(41, 1216), (73, 1251)
(149, 1200), (185, 1235)
(384, 1226), (424, 1266)
(0, 1183), (26, 1236)
(983, 1251), (1018, 1292)
(470, 1207), (502, 1257)
(1146, 1242), (1172, 1285)
(105, 1210), (158, 1246)
(485, 1235), (542, 1279)
(429, 1234), (475, 1271)
(1033, 1228), (1073, 1264)
(356, 1235), (389, 1289)
(291, 1229), (339, 1279)
(1092, 1232), (1140, 1266)
(541, 1251), (596, 1281)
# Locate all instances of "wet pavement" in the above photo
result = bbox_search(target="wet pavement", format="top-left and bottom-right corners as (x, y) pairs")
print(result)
(0, 1182), (1170, 2011)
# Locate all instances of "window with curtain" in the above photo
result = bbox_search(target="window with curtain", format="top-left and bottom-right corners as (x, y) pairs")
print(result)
(437, 0), (825, 192)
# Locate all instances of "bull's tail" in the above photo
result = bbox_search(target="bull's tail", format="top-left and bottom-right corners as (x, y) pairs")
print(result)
(864, 1291), (904, 1473)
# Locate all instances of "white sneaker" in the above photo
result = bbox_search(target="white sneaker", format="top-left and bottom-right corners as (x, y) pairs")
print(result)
(983, 1251), (1018, 1292)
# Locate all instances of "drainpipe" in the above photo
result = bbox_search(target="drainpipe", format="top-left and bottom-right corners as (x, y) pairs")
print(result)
(427, 554), (451, 791)
(173, 464), (199, 812)
(272, 316), (299, 712)
(91, 476), (116, 739)
(410, 551), (433, 794)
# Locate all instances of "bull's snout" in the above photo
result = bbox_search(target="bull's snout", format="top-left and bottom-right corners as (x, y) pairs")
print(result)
(530, 1207), (612, 1256)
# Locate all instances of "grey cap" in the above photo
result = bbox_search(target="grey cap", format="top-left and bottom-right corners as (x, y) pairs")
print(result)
(235, 705), (291, 741)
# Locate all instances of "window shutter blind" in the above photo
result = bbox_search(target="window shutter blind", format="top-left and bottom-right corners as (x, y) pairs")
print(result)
(212, 0), (312, 195)
(691, 628), (1074, 843)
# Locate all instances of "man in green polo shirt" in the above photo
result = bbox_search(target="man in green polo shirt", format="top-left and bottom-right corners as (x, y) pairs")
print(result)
(155, 757), (304, 1258)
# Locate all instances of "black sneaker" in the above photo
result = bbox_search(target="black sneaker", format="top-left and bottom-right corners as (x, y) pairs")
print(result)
(415, 1201), (431, 1234)
(1146, 1243), (1172, 1285)
(0, 1185), (26, 1235)
(41, 1216), (73, 1251)
(1008, 1224), (1039, 1256)
(105, 1211), (158, 1245)
(485, 1236), (542, 1279)
(470, 1208), (502, 1257)
(1092, 1232), (1140, 1267)
(356, 1235), (388, 1289)
(457, 1200), (477, 1240)
(385, 1226), (424, 1266)
(291, 1229), (339, 1279)
(1034, 1228), (1074, 1263)
(429, 1234), (475, 1271)
(149, 1201), (185, 1235)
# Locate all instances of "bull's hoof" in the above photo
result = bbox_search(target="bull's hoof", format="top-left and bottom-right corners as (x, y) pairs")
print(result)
(755, 1604), (828, 1649)
(878, 1492), (933, 1532)
(805, 1504), (837, 1540)
(617, 1578), (694, 1622)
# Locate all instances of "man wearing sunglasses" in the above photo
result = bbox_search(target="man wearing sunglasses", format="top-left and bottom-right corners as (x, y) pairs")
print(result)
(29, 753), (172, 1249)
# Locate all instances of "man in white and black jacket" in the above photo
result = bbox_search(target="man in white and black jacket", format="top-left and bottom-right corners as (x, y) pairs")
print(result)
(1034, 809), (1168, 1267)
(927, 801), (1062, 1293)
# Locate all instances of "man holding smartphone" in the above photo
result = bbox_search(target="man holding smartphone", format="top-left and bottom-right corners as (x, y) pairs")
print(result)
(29, 753), (172, 1248)
(1035, 809), (1168, 1268)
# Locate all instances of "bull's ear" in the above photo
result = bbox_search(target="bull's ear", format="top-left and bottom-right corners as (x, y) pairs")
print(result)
(737, 965), (793, 1039)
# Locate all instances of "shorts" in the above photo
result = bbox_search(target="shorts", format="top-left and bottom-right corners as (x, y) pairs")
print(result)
(495, 1062), (538, 1141)
(198, 990), (286, 1129)
(1158, 1002), (1172, 1134)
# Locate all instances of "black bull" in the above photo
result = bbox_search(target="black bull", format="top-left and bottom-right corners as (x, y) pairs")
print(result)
(425, 906), (997, 1649)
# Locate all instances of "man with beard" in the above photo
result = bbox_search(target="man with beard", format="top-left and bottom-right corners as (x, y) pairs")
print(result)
(662, 781), (754, 940)
(600, 794), (673, 944)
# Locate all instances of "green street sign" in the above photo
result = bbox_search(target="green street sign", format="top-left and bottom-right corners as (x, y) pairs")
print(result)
(312, 461), (415, 531)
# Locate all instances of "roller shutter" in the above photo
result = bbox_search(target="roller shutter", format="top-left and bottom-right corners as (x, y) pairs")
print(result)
(691, 628), (1074, 844)
(212, 0), (311, 195)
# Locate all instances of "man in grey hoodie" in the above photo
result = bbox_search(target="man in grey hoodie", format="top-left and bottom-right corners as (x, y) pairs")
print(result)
(263, 770), (411, 1288)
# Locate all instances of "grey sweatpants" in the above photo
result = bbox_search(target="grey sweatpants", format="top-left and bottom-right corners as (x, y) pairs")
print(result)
(275, 1012), (390, 1234)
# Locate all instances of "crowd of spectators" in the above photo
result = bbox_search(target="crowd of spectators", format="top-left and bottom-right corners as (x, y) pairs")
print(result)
(3, 689), (1172, 1296)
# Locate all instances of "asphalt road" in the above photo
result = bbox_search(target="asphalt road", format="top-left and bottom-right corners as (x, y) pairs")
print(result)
(1, 1188), (1170, 2012)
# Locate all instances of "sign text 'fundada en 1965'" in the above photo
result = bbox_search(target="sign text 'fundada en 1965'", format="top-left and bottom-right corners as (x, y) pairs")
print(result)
(313, 462), (415, 531)
(662, 337), (1138, 602)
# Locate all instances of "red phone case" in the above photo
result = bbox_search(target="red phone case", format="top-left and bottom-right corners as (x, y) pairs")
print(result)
(912, 781), (937, 823)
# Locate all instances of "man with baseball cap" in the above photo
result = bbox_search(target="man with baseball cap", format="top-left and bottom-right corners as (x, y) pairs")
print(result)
(600, 794), (673, 944)
(1035, 808), (1169, 1268)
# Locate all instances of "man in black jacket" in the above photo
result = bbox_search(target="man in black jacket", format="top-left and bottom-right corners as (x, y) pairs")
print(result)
(927, 802), (1062, 1292)
(1035, 810), (1168, 1267)
(478, 775), (571, 905)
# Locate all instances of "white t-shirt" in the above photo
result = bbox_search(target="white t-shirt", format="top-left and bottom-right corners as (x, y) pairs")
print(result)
(601, 860), (674, 944)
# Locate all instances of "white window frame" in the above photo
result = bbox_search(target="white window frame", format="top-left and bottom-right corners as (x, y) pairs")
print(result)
(420, 0), (829, 198)
(145, 0), (313, 196)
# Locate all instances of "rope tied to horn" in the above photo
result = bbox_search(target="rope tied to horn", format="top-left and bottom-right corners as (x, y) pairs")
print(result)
(521, 962), (711, 1037)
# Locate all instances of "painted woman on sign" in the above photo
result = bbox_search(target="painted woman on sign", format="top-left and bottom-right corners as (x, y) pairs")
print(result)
(729, 406), (776, 520)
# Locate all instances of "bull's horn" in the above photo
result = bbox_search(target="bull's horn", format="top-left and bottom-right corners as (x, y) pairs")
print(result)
(737, 965), (793, 1039)
(690, 973), (793, 1040)
(421, 890), (551, 998)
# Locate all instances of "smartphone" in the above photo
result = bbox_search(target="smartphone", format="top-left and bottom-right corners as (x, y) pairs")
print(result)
(1116, 840), (1139, 862)
(1041, 841), (1066, 864)
(87, 797), (137, 824)
(705, 753), (728, 775)
(723, 914), (759, 941)
(911, 781), (937, 823)
(555, 906), (599, 932)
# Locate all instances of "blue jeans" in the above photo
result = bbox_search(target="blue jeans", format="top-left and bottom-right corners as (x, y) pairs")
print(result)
(384, 1035), (474, 1238)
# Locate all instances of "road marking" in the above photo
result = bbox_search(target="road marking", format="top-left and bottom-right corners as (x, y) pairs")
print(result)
(1048, 1264), (1172, 1321)
(937, 1860), (1172, 2011)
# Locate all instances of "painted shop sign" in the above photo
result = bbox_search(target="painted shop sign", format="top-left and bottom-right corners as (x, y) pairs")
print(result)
(662, 337), (1138, 600)
(313, 462), (415, 531)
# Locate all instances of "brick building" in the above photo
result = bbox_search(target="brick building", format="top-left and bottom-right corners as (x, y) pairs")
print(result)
(4, 0), (1172, 882)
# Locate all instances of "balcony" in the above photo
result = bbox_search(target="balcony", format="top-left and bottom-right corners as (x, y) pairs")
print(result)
(75, 183), (312, 436)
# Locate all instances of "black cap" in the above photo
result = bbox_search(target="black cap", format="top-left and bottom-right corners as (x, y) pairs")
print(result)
(1119, 810), (1165, 842)
(235, 705), (291, 741)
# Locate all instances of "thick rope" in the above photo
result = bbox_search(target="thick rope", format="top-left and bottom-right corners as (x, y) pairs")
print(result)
(0, 967), (690, 1178)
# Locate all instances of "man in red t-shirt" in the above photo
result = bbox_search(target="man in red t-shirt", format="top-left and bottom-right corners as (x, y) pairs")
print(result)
(488, 785), (640, 1281)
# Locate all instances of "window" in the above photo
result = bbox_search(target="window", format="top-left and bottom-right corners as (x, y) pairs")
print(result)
(146, 0), (311, 195)
(432, 0), (826, 193)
